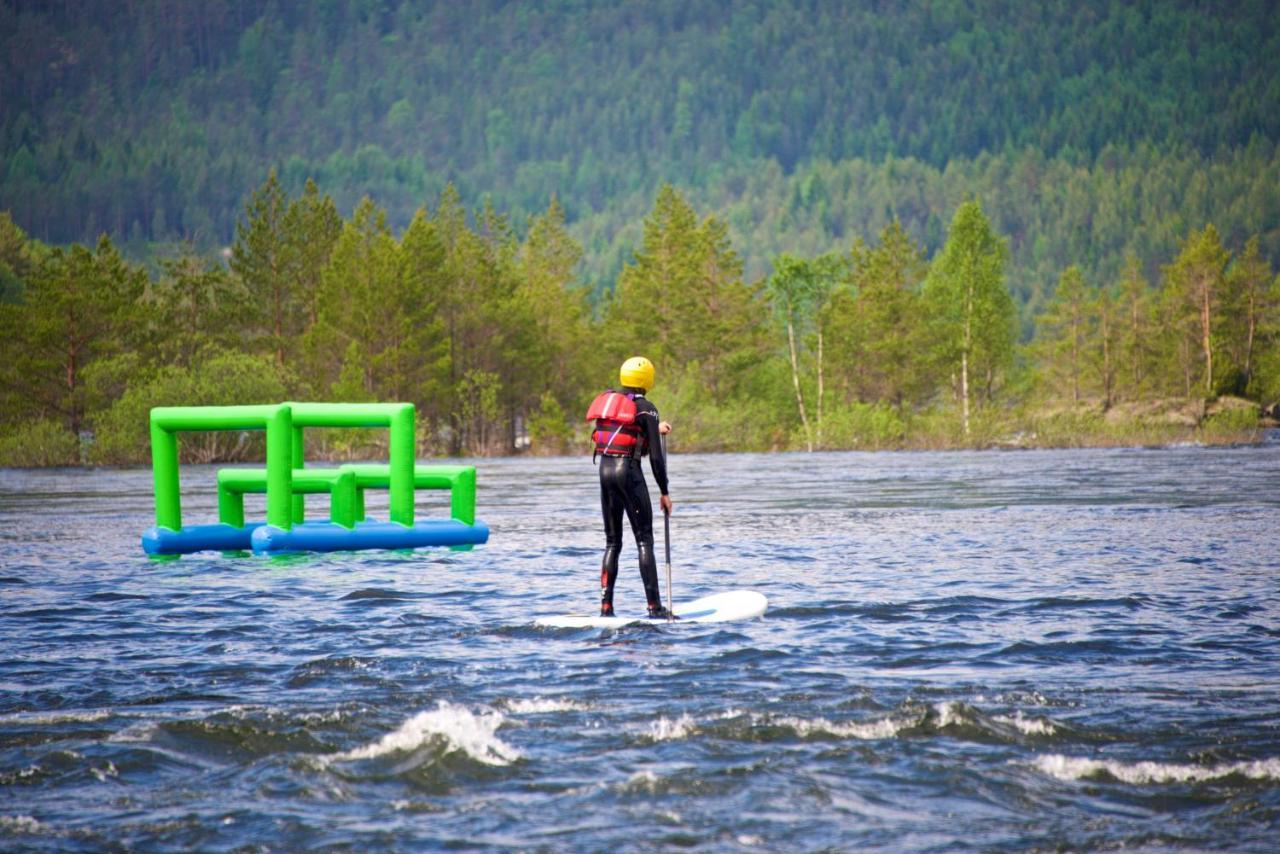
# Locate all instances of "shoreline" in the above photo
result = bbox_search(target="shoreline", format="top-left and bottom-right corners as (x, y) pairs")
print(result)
(0, 425), (1273, 470)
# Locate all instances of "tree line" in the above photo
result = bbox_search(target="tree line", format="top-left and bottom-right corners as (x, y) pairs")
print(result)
(1, 177), (1275, 465)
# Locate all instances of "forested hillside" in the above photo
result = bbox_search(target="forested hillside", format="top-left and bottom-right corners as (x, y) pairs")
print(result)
(3, 0), (1278, 297)
(1, 1), (1278, 463)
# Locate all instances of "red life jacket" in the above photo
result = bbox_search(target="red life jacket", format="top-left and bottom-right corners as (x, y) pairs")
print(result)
(585, 390), (645, 458)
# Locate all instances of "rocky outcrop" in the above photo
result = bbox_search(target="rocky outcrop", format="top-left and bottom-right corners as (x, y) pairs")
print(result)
(1097, 395), (1258, 427)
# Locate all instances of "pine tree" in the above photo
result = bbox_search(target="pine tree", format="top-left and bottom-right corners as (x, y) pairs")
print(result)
(398, 207), (452, 427)
(1220, 236), (1273, 396)
(1162, 224), (1229, 395)
(0, 212), (34, 303)
(1089, 284), (1119, 410)
(830, 219), (929, 408)
(283, 178), (342, 334)
(1116, 253), (1153, 400)
(517, 195), (589, 414)
(143, 245), (248, 368)
(1035, 266), (1090, 404)
(610, 184), (762, 403)
(316, 197), (402, 400)
(0, 236), (145, 435)
(229, 170), (292, 366)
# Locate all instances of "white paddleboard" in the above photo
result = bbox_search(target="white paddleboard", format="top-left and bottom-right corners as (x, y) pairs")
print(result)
(535, 590), (767, 629)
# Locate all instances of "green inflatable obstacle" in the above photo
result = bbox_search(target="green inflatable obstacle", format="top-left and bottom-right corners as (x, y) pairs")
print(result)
(140, 402), (489, 556)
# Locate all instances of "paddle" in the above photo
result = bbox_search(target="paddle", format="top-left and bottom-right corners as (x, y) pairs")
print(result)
(662, 433), (673, 622)
(663, 506), (673, 622)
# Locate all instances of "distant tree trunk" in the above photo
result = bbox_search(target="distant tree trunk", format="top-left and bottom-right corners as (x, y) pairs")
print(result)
(1180, 334), (1193, 397)
(961, 286), (972, 436)
(1100, 304), (1113, 410)
(1129, 297), (1141, 394)
(786, 312), (813, 452)
(1200, 276), (1212, 394)
(1243, 289), (1257, 391)
(1070, 312), (1080, 404)
(815, 325), (824, 448)
(273, 256), (286, 367)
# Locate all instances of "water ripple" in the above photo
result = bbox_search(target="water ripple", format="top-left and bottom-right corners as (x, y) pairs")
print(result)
(1, 447), (1278, 848)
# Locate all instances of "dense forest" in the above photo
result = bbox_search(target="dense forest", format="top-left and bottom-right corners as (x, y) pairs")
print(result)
(1, 179), (1274, 464)
(3, 1), (1279, 295)
(1, 0), (1278, 462)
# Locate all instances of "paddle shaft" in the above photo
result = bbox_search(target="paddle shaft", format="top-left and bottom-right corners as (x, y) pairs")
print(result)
(663, 510), (673, 621)
(662, 434), (672, 621)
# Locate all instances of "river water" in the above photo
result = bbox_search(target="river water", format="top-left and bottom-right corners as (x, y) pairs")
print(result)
(2, 442), (1279, 850)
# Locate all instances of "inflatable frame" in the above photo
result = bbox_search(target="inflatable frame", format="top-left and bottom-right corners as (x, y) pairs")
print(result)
(140, 402), (489, 556)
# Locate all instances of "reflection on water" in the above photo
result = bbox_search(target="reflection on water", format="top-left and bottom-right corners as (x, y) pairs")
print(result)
(1, 444), (1278, 849)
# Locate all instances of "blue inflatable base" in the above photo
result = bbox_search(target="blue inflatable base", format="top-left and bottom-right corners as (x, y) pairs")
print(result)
(142, 519), (489, 556)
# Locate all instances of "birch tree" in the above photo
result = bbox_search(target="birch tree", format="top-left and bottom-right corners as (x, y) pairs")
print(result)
(923, 200), (1013, 435)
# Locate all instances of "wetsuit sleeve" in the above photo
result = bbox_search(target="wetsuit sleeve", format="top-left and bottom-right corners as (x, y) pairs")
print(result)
(641, 410), (669, 495)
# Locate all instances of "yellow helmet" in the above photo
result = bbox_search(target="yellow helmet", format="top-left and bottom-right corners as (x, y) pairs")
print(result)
(619, 356), (655, 392)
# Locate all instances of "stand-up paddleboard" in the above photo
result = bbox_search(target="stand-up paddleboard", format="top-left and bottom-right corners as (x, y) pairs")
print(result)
(535, 590), (767, 629)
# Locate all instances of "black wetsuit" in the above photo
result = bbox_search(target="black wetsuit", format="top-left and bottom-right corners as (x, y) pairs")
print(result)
(598, 391), (669, 613)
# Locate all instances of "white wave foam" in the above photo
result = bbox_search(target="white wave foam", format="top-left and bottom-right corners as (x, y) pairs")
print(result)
(1032, 755), (1280, 784)
(934, 701), (968, 728)
(329, 702), (519, 767)
(501, 697), (589, 714)
(0, 816), (42, 834)
(0, 766), (43, 785)
(994, 711), (1057, 736)
(621, 769), (663, 792)
(0, 709), (112, 725)
(89, 761), (119, 783)
(648, 714), (696, 741)
(776, 714), (906, 740)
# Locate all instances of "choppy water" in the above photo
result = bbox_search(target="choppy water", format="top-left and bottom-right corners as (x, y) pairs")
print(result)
(2, 442), (1279, 850)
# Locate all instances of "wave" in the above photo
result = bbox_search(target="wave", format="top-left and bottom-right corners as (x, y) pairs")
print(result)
(1031, 754), (1280, 784)
(326, 702), (520, 767)
(0, 816), (42, 835)
(636, 701), (1064, 746)
(0, 765), (46, 786)
(647, 714), (697, 742)
(0, 708), (113, 725)
(500, 697), (591, 714)
(775, 714), (907, 739)
(992, 711), (1058, 736)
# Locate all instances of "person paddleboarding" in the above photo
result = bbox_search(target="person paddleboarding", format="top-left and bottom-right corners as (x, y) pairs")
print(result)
(587, 356), (674, 619)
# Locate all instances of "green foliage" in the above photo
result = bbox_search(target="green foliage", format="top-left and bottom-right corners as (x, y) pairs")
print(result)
(819, 402), (907, 450)
(1199, 405), (1261, 443)
(828, 220), (932, 407)
(765, 250), (846, 451)
(1034, 266), (1092, 403)
(1024, 408), (1110, 448)
(456, 369), (502, 456)
(609, 185), (764, 402)
(0, 417), (80, 467)
(90, 348), (289, 465)
(5, 1), (1280, 252)
(655, 361), (784, 454)
(527, 390), (572, 456)
(0, 235), (146, 434)
(1161, 224), (1231, 395)
(516, 197), (591, 418)
(1, 155), (1278, 465)
(924, 200), (1015, 433)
